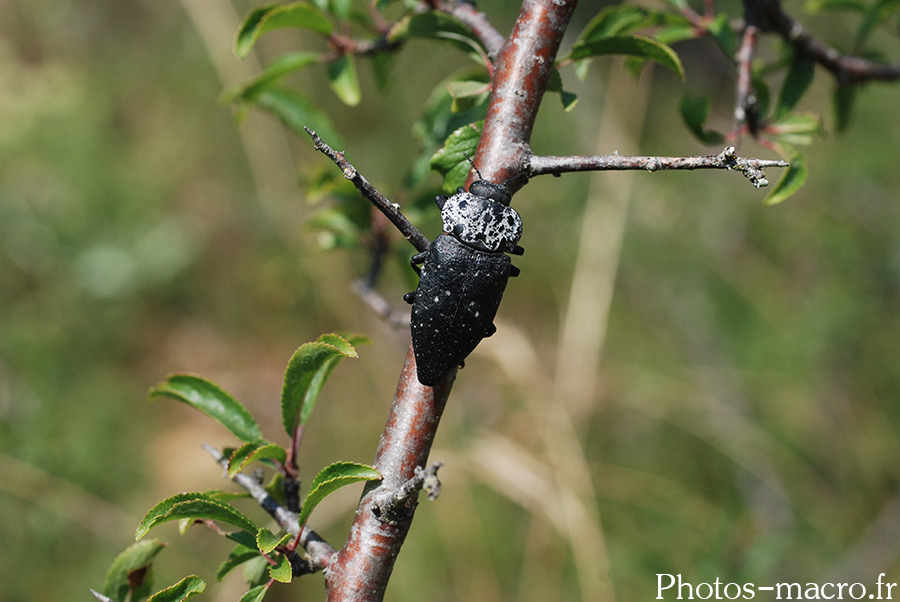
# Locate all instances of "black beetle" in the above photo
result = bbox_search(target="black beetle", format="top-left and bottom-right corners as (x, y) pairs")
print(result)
(403, 175), (524, 386)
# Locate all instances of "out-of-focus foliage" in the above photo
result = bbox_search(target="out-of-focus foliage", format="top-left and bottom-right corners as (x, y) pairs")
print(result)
(1, 1), (900, 602)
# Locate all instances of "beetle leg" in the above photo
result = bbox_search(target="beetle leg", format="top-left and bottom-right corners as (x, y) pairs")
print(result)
(510, 245), (524, 256)
(409, 251), (426, 275)
(403, 291), (416, 305)
(509, 264), (520, 278)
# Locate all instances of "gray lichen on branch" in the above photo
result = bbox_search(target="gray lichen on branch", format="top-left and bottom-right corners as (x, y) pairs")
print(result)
(370, 462), (445, 524)
(528, 146), (788, 189)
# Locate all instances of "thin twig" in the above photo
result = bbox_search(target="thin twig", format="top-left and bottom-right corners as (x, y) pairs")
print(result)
(750, 0), (900, 84)
(353, 280), (411, 329)
(529, 146), (788, 189)
(432, 0), (506, 59)
(202, 444), (336, 570)
(733, 24), (761, 139)
(305, 127), (430, 253)
(371, 461), (445, 523)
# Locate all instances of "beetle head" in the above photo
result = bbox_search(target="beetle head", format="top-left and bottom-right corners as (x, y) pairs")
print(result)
(468, 180), (511, 206)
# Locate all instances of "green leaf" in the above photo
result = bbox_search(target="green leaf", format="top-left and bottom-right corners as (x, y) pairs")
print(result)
(239, 584), (271, 602)
(566, 34), (685, 80)
(147, 576), (206, 602)
(223, 52), (322, 105)
(243, 556), (271, 588)
(765, 153), (807, 205)
(330, 0), (354, 21)
(576, 4), (675, 41)
(226, 530), (259, 549)
(445, 79), (491, 100)
(805, 0), (867, 13)
(308, 208), (362, 250)
(256, 87), (344, 149)
(235, 3), (333, 59)
(101, 539), (167, 602)
(216, 545), (259, 582)
(370, 52), (395, 92)
(269, 555), (293, 583)
(429, 121), (483, 192)
(775, 52), (815, 120)
(854, 0), (900, 50)
(546, 68), (578, 112)
(206, 489), (251, 504)
(263, 472), (288, 507)
(388, 12), (483, 62)
(298, 462), (381, 527)
(326, 55), (361, 106)
(228, 443), (288, 478)
(148, 374), (263, 443)
(654, 23), (701, 46)
(256, 528), (292, 554)
(679, 95), (725, 144)
(281, 333), (363, 436)
(833, 83), (856, 131)
(706, 12), (739, 57)
(136, 492), (259, 540)
(445, 80), (492, 112)
(413, 69), (489, 148)
(768, 112), (825, 145)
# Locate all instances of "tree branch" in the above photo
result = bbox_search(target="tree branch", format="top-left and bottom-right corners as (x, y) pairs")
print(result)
(202, 444), (336, 571)
(529, 146), (789, 189)
(733, 22), (761, 138)
(353, 279), (411, 329)
(304, 127), (430, 253)
(473, 0), (579, 192)
(370, 462), (445, 522)
(750, 0), (900, 84)
(323, 348), (454, 601)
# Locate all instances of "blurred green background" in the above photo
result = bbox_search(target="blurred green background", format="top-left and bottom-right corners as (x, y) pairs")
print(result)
(2, 1), (899, 601)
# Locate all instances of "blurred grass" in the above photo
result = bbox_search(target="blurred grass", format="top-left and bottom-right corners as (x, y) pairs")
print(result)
(2, 1), (900, 601)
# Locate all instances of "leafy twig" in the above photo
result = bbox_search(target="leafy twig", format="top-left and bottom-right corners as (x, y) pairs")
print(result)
(202, 444), (336, 570)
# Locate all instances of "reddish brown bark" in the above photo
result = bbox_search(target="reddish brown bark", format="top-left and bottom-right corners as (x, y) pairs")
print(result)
(472, 0), (579, 193)
(323, 3), (579, 600)
(323, 347), (454, 601)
